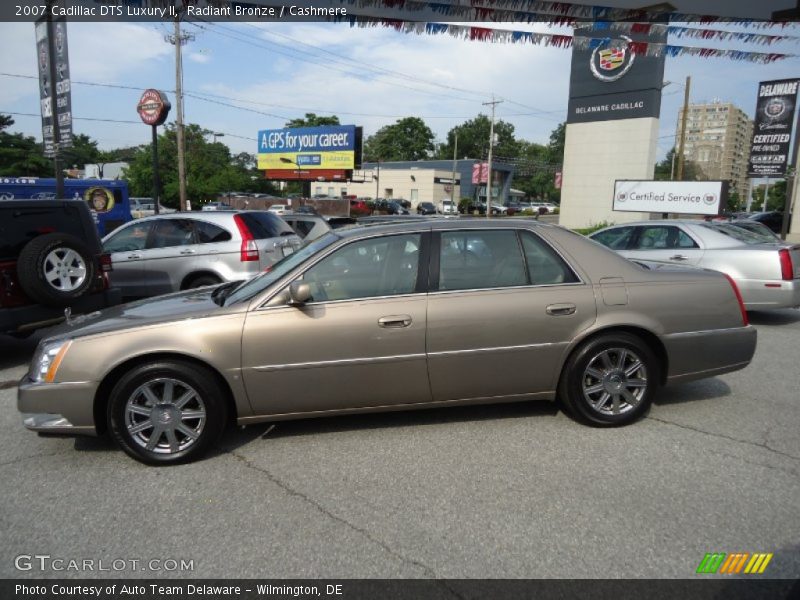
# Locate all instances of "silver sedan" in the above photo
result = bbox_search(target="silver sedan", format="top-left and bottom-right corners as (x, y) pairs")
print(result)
(590, 220), (800, 310)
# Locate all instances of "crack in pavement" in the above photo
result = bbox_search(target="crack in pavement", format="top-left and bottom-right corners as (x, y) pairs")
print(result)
(0, 380), (18, 391)
(705, 449), (800, 478)
(217, 445), (465, 599)
(0, 448), (66, 468)
(646, 416), (800, 461)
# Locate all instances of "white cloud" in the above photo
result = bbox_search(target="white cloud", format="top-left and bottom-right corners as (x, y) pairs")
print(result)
(187, 51), (211, 64)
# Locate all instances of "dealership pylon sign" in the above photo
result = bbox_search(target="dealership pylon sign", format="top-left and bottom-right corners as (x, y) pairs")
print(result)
(747, 79), (799, 177)
(35, 18), (72, 157)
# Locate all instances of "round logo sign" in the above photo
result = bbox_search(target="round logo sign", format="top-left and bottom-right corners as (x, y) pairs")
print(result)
(703, 193), (717, 206)
(616, 192), (627, 202)
(590, 36), (635, 82)
(764, 97), (787, 120)
(84, 187), (114, 213)
(136, 89), (171, 126)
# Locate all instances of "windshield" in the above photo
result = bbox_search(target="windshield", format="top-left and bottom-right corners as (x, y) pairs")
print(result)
(223, 232), (339, 306)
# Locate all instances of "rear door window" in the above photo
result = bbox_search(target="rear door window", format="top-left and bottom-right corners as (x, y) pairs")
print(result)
(194, 220), (232, 243)
(238, 212), (294, 239)
(147, 219), (196, 249)
(520, 231), (579, 285)
(438, 230), (527, 291)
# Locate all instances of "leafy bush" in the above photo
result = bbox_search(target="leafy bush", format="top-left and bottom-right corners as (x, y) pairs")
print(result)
(573, 221), (612, 236)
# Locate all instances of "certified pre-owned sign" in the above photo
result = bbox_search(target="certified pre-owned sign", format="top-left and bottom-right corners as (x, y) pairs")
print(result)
(613, 180), (726, 216)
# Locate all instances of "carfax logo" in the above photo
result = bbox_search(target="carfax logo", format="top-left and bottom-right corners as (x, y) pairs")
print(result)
(696, 552), (773, 574)
(590, 36), (635, 82)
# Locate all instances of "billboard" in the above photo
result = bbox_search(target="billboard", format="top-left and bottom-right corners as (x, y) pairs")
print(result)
(747, 79), (799, 178)
(567, 26), (667, 124)
(613, 180), (726, 216)
(257, 125), (362, 171)
(35, 18), (72, 156)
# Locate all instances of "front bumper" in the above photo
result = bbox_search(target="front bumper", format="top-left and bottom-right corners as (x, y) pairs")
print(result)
(18, 379), (99, 436)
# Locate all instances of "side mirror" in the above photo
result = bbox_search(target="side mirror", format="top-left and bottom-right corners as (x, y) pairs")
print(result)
(287, 281), (311, 306)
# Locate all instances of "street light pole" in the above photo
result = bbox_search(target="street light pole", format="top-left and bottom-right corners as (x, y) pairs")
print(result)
(166, 15), (194, 211)
(483, 96), (503, 218)
(676, 75), (692, 180)
(449, 131), (458, 215)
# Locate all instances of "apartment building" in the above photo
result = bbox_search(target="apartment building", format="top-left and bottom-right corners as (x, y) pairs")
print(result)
(676, 101), (754, 202)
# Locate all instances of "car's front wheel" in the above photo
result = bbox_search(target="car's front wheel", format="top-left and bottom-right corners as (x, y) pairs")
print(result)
(108, 361), (228, 465)
(558, 333), (658, 426)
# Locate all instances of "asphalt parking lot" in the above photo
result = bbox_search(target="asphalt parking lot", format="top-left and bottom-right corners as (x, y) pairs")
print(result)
(0, 310), (798, 580)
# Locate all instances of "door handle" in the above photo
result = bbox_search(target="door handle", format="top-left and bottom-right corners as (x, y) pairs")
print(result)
(669, 254), (688, 261)
(378, 315), (412, 328)
(546, 303), (576, 316)
(126, 253), (142, 259)
(180, 249), (196, 255)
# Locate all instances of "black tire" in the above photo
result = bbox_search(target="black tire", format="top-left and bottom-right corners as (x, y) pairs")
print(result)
(185, 274), (222, 289)
(17, 233), (96, 307)
(107, 360), (228, 465)
(558, 333), (659, 427)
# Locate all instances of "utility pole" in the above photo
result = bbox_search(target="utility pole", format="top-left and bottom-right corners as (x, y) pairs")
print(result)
(483, 96), (502, 218)
(676, 75), (692, 180)
(449, 130), (458, 214)
(166, 16), (194, 211)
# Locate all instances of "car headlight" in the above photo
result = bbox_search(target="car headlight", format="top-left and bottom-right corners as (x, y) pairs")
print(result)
(30, 339), (72, 383)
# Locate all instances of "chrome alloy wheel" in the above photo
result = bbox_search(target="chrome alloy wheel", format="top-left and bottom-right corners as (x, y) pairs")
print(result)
(124, 378), (206, 455)
(581, 348), (648, 416)
(43, 247), (87, 292)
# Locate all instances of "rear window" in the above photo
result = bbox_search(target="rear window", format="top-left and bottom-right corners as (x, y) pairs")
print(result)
(195, 220), (232, 243)
(236, 212), (294, 239)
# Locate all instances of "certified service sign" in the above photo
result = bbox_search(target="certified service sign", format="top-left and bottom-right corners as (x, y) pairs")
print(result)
(136, 89), (171, 126)
(613, 180), (726, 216)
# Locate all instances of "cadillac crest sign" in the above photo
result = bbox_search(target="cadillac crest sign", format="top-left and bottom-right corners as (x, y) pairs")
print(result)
(590, 37), (635, 83)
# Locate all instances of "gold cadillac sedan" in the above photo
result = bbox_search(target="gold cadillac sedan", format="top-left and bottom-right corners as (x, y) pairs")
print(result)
(18, 220), (757, 464)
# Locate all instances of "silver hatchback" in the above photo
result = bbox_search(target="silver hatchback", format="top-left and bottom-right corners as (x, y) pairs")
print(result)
(102, 211), (301, 298)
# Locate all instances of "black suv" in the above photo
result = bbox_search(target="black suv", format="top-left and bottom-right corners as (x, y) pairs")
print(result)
(1, 199), (121, 335)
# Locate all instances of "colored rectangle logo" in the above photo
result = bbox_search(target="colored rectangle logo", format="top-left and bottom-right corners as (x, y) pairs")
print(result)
(697, 552), (773, 575)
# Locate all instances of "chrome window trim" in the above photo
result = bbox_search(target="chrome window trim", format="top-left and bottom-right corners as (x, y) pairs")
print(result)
(428, 281), (587, 297)
(255, 292), (428, 312)
(253, 353), (427, 372)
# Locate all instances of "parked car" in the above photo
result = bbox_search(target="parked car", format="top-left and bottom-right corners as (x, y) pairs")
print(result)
(293, 205), (319, 215)
(374, 199), (409, 215)
(281, 213), (332, 242)
(748, 211), (790, 234)
(201, 201), (233, 211)
(267, 204), (289, 215)
(441, 199), (458, 215)
(1, 199), (120, 335)
(349, 199), (371, 217)
(130, 198), (175, 219)
(417, 202), (437, 215)
(101, 211), (301, 299)
(18, 219), (756, 464)
(589, 220), (800, 309)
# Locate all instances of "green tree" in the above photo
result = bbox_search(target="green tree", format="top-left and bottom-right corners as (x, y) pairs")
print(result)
(0, 114), (51, 177)
(285, 113), (341, 128)
(124, 123), (264, 208)
(654, 148), (702, 181)
(436, 114), (520, 161)
(752, 180), (786, 212)
(60, 134), (102, 173)
(363, 117), (435, 162)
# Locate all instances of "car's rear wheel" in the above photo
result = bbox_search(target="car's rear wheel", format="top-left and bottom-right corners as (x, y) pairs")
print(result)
(17, 233), (95, 307)
(558, 333), (658, 426)
(108, 361), (227, 465)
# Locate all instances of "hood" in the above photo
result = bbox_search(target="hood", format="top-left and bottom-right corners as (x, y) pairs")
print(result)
(42, 286), (244, 341)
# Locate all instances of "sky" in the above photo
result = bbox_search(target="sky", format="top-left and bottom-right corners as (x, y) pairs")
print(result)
(0, 15), (799, 165)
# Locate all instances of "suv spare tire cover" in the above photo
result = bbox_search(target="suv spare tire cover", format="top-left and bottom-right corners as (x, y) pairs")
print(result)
(17, 232), (96, 307)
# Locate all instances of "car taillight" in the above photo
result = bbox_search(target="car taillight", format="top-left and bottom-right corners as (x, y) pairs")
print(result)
(233, 214), (259, 262)
(723, 274), (748, 326)
(779, 248), (794, 281)
(99, 253), (113, 272)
